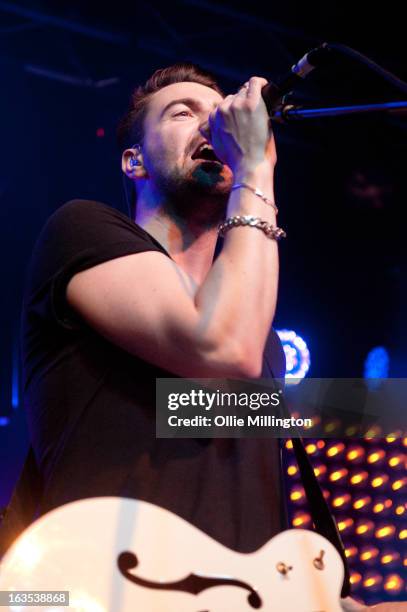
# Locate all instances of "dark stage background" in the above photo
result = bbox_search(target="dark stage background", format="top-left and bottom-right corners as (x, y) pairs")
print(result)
(0, 0), (406, 604)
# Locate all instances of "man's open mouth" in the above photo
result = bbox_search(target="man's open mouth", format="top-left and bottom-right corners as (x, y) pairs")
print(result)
(191, 143), (222, 163)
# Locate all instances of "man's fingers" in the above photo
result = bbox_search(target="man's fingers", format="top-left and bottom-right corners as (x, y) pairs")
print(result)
(203, 77), (268, 138)
(246, 76), (268, 100)
(237, 81), (249, 96)
(218, 94), (235, 113)
(199, 121), (210, 140)
(200, 93), (236, 138)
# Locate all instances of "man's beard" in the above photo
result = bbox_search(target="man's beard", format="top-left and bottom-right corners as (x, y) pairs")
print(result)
(154, 161), (231, 228)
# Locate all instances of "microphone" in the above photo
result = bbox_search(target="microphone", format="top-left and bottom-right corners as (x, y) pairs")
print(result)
(261, 43), (332, 114)
(199, 44), (331, 138)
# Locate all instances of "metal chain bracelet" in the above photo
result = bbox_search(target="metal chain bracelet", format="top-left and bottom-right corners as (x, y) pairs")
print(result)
(218, 215), (287, 240)
(231, 183), (279, 214)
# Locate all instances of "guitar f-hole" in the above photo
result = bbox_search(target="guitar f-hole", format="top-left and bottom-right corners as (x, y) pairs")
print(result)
(117, 550), (263, 609)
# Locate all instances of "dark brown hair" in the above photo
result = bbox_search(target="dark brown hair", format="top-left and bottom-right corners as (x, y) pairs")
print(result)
(117, 63), (224, 149)
(117, 63), (224, 217)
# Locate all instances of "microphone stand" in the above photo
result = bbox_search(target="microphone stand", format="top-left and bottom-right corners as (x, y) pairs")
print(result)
(271, 100), (407, 122)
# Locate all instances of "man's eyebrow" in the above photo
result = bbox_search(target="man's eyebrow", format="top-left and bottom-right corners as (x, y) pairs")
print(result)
(160, 97), (217, 118)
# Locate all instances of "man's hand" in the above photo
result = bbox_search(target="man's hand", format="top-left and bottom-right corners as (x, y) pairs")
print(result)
(203, 76), (277, 178)
(68, 79), (281, 380)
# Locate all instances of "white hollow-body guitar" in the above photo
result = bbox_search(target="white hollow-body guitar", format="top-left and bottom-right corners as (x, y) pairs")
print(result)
(0, 497), (345, 611)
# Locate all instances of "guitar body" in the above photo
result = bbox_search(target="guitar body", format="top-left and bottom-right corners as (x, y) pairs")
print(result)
(0, 496), (344, 611)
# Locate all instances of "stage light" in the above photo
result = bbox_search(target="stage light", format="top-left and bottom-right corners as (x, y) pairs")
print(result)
(375, 525), (396, 539)
(363, 572), (383, 592)
(329, 468), (348, 483)
(345, 545), (358, 559)
(284, 436), (405, 604)
(313, 464), (327, 479)
(372, 499), (392, 514)
(350, 571), (362, 586)
(0, 416), (10, 426)
(359, 546), (379, 564)
(350, 471), (369, 486)
(290, 486), (305, 504)
(398, 529), (407, 540)
(383, 574), (404, 595)
(287, 464), (298, 476)
(337, 517), (354, 533)
(364, 425), (383, 439)
(345, 425), (361, 436)
(303, 417), (317, 431)
(346, 445), (366, 463)
(324, 419), (342, 434)
(380, 551), (400, 566)
(276, 329), (311, 382)
(285, 440), (293, 450)
(363, 346), (389, 379)
(353, 496), (372, 511)
(367, 449), (386, 464)
(292, 511), (311, 528)
(355, 520), (374, 537)
(326, 443), (345, 458)
(332, 493), (351, 509)
(371, 474), (389, 489)
(391, 477), (406, 492)
(388, 454), (405, 469)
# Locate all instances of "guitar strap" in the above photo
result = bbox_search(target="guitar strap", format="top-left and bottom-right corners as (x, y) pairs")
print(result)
(263, 345), (351, 598)
(292, 436), (351, 598)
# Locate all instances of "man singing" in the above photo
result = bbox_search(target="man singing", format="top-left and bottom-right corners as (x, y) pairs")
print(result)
(8, 62), (406, 611)
(21, 64), (287, 553)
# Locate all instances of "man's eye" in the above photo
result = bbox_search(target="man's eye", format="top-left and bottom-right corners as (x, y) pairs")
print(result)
(174, 110), (193, 117)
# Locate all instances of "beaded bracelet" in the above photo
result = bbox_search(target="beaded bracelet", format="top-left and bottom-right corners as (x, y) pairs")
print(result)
(218, 215), (286, 240)
(231, 183), (278, 215)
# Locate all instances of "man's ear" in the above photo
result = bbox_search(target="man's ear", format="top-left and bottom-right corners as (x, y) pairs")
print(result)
(122, 145), (148, 179)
